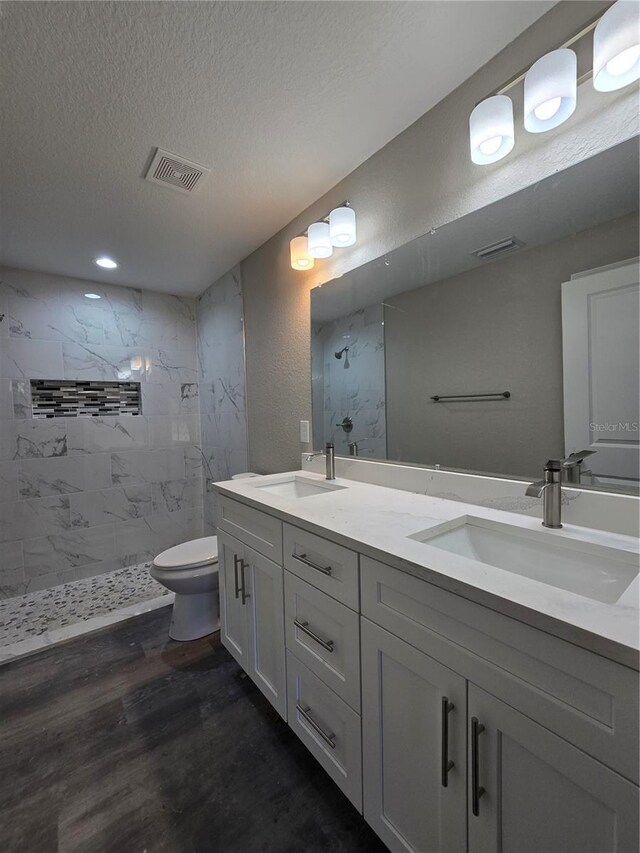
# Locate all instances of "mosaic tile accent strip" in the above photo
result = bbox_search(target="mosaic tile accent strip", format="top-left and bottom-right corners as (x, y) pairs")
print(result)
(0, 561), (171, 653)
(31, 379), (141, 418)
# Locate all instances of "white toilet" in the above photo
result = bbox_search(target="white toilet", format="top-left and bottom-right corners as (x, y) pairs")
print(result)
(150, 473), (260, 641)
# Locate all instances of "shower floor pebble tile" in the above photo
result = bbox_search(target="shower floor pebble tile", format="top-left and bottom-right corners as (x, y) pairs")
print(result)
(0, 563), (173, 663)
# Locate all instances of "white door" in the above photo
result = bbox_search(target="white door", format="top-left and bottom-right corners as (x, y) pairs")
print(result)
(468, 684), (639, 853)
(562, 258), (640, 485)
(217, 531), (249, 670)
(361, 618), (467, 853)
(245, 545), (287, 719)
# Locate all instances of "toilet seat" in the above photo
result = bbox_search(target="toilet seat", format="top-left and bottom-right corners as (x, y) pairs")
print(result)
(153, 536), (218, 571)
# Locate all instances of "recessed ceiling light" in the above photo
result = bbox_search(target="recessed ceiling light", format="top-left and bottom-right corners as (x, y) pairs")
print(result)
(94, 256), (118, 269)
(84, 293), (102, 299)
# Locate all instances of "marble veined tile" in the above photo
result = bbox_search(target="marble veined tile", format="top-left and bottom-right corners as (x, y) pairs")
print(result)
(0, 379), (13, 419)
(11, 379), (31, 419)
(58, 280), (143, 315)
(148, 414), (200, 449)
(140, 381), (199, 416)
(67, 415), (148, 454)
(69, 485), (152, 527)
(0, 419), (67, 462)
(8, 297), (104, 345)
(18, 454), (112, 498)
(22, 525), (116, 578)
(61, 341), (147, 382)
(0, 266), (61, 302)
(110, 447), (185, 486)
(0, 461), (19, 501)
(0, 495), (72, 543)
(102, 310), (178, 348)
(146, 348), (197, 385)
(1, 337), (64, 380)
(151, 478), (202, 514)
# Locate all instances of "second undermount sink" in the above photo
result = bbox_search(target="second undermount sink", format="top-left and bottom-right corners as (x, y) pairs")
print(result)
(251, 476), (346, 499)
(409, 516), (639, 604)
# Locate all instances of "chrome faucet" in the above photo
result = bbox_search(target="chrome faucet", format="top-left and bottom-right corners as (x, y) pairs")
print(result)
(526, 459), (563, 528)
(304, 443), (335, 480)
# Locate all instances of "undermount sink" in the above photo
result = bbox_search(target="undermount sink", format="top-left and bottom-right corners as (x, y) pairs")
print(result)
(251, 476), (346, 499)
(409, 516), (639, 605)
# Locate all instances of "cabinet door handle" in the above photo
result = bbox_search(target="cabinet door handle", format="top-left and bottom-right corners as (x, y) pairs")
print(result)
(296, 703), (336, 749)
(471, 716), (486, 816)
(294, 619), (334, 653)
(292, 552), (332, 576)
(233, 554), (241, 599)
(240, 559), (250, 605)
(441, 697), (455, 787)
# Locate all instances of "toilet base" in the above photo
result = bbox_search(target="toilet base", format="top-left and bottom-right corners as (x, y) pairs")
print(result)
(169, 590), (220, 641)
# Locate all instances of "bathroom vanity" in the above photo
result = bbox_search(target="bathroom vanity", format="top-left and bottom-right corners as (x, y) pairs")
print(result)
(215, 470), (639, 853)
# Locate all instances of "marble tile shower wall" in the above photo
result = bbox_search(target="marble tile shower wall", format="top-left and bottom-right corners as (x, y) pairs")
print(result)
(313, 303), (386, 459)
(197, 265), (248, 535)
(0, 266), (203, 598)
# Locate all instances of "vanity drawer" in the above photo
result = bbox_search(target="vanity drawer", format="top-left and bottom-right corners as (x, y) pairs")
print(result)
(217, 497), (283, 564)
(286, 651), (362, 812)
(361, 556), (639, 784)
(284, 524), (359, 609)
(285, 571), (360, 711)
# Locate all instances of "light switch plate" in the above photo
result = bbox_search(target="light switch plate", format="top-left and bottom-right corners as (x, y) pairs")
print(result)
(300, 420), (310, 443)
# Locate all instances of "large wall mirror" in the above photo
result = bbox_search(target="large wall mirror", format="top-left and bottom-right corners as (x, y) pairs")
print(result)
(311, 137), (639, 494)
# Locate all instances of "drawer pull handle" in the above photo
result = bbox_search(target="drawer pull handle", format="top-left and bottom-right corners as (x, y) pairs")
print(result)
(441, 697), (455, 787)
(296, 703), (336, 749)
(294, 619), (334, 653)
(292, 552), (332, 576)
(471, 717), (485, 816)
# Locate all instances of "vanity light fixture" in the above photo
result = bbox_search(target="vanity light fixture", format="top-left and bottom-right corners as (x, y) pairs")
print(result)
(84, 292), (102, 299)
(329, 206), (356, 247)
(593, 0), (640, 91)
(524, 49), (577, 133)
(307, 222), (333, 259)
(291, 201), (356, 271)
(290, 235), (315, 270)
(94, 256), (118, 269)
(469, 95), (515, 164)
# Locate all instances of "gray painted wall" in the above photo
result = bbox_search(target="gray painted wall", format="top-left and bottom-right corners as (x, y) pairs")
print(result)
(384, 213), (640, 480)
(240, 0), (638, 474)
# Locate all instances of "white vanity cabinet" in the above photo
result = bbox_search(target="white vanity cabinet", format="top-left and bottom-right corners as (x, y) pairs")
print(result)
(216, 491), (639, 853)
(217, 529), (287, 718)
(361, 618), (467, 853)
(467, 684), (639, 853)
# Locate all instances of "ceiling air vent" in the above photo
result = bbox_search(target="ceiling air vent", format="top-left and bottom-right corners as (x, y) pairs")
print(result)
(470, 236), (525, 261)
(144, 148), (210, 194)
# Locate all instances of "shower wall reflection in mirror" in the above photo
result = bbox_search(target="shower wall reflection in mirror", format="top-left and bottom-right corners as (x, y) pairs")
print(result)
(311, 138), (640, 494)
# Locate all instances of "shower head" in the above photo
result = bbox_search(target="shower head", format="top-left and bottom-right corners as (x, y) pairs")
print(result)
(335, 346), (349, 360)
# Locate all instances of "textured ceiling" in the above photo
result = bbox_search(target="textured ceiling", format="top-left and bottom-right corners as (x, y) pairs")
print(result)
(0, 1), (554, 295)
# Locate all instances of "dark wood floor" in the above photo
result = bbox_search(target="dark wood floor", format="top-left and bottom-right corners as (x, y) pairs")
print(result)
(0, 607), (387, 853)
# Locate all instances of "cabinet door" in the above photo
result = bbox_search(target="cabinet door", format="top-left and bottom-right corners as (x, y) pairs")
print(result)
(468, 684), (639, 853)
(217, 531), (248, 670)
(245, 546), (286, 719)
(361, 618), (467, 853)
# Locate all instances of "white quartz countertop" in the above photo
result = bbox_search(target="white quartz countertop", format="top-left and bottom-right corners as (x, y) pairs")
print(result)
(214, 471), (640, 670)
